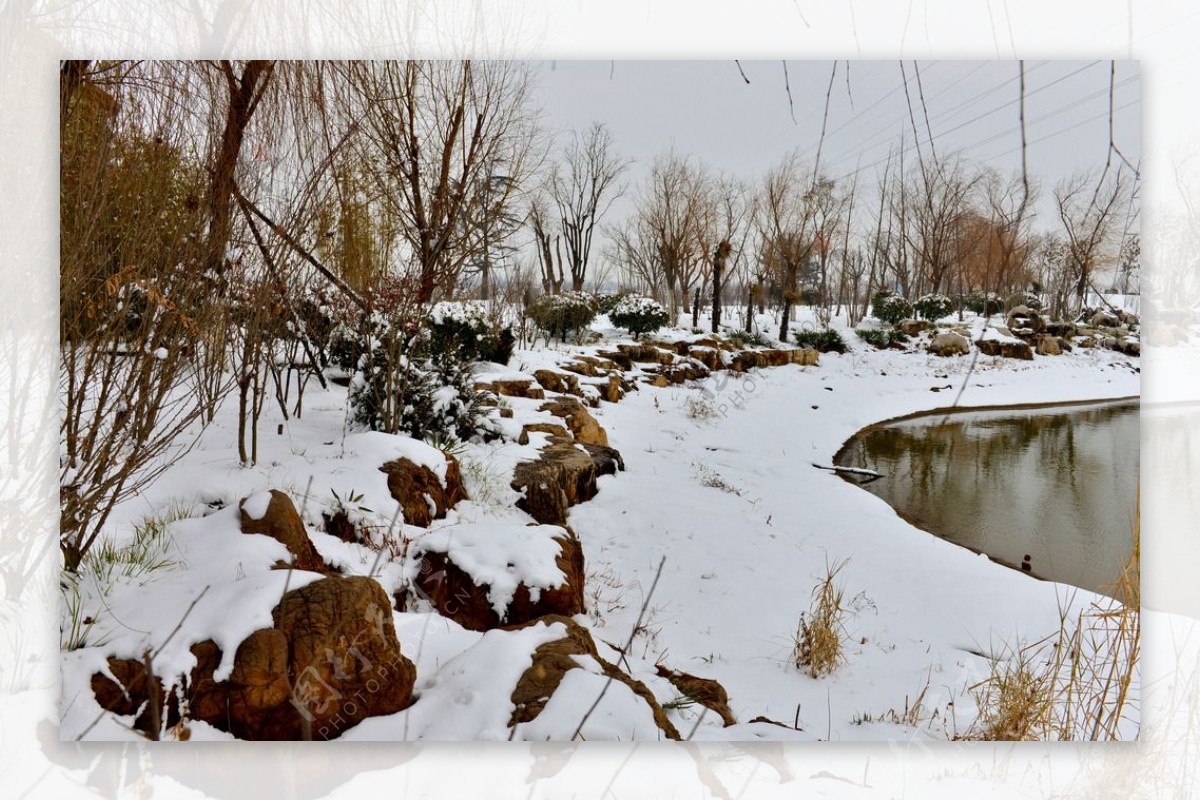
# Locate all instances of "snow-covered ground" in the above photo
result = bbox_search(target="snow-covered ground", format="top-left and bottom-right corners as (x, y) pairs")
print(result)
(59, 309), (1141, 741)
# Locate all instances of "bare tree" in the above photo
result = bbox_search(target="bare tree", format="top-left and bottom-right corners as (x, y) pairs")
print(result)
(346, 60), (541, 304)
(634, 153), (710, 321)
(529, 196), (565, 294)
(756, 152), (826, 341)
(900, 154), (981, 296)
(1055, 167), (1132, 313)
(979, 167), (1038, 299)
(550, 122), (628, 291)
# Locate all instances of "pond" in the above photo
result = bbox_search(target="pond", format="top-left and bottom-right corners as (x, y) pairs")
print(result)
(833, 398), (1140, 598)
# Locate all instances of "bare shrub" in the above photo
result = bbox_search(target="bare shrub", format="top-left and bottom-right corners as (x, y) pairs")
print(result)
(794, 558), (850, 678)
(967, 510), (1139, 741)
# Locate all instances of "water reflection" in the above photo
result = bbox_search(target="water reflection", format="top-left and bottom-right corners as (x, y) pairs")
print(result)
(834, 400), (1139, 597)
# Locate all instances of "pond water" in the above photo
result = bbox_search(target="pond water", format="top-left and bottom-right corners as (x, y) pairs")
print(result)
(833, 399), (1140, 597)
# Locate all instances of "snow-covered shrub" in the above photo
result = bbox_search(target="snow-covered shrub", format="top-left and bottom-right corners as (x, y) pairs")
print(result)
(609, 294), (670, 337)
(595, 290), (633, 316)
(871, 290), (913, 325)
(965, 291), (1003, 316)
(345, 313), (486, 442)
(913, 293), (953, 321)
(527, 291), (597, 342)
(428, 300), (514, 365)
(855, 327), (908, 349)
(792, 327), (848, 353)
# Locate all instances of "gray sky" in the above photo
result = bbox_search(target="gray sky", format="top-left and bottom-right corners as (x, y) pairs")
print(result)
(528, 59), (1140, 259)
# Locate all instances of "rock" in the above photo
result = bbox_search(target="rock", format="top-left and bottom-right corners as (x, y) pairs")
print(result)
(1090, 310), (1121, 328)
(1006, 305), (1045, 339)
(649, 359), (710, 385)
(898, 319), (933, 337)
(648, 374), (670, 388)
(271, 576), (416, 739)
(616, 343), (675, 364)
(1044, 320), (1077, 338)
(729, 350), (766, 371)
(507, 615), (681, 740)
(90, 656), (173, 737)
(477, 379), (544, 399)
(512, 437), (624, 526)
(1036, 334), (1062, 356)
(789, 348), (820, 366)
(561, 355), (620, 377)
(185, 631), (293, 740)
(532, 369), (580, 396)
(686, 346), (724, 371)
(927, 331), (970, 357)
(586, 374), (625, 403)
(1118, 337), (1141, 356)
(322, 508), (359, 544)
(976, 337), (1034, 360)
(763, 349), (791, 367)
(380, 453), (468, 528)
(95, 576), (416, 741)
(409, 525), (585, 631)
(517, 422), (571, 446)
(538, 396), (609, 447)
(239, 490), (325, 572)
(654, 665), (737, 726)
(596, 350), (633, 370)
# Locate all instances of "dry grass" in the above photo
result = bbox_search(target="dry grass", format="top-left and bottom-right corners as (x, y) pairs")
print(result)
(794, 558), (850, 678)
(966, 502), (1140, 741)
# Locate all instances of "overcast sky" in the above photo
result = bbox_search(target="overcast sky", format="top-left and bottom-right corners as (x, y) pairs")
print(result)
(527, 59), (1140, 260)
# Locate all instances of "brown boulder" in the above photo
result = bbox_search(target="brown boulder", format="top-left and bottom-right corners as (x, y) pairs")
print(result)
(270, 576), (415, 739)
(586, 374), (626, 403)
(538, 396), (609, 447)
(789, 348), (820, 366)
(507, 615), (681, 740)
(90, 655), (174, 737)
(686, 346), (724, 371)
(1036, 334), (1062, 356)
(94, 577), (415, 741)
(561, 355), (620, 377)
(616, 342), (675, 364)
(730, 350), (769, 371)
(517, 422), (571, 445)
(533, 369), (580, 396)
(380, 453), (468, 528)
(239, 490), (325, 572)
(596, 350), (633, 370)
(976, 336), (1034, 360)
(927, 330), (971, 357)
(512, 437), (624, 526)
(898, 319), (933, 337)
(477, 379), (544, 399)
(410, 525), (585, 631)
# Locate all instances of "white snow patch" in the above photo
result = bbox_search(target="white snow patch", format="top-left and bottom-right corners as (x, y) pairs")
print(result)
(407, 524), (570, 616)
(240, 490), (273, 520)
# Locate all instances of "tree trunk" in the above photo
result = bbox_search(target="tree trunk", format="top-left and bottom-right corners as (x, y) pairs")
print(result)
(711, 240), (729, 334)
(207, 60), (275, 282)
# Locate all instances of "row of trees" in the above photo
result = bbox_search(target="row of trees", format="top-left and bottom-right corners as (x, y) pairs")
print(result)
(604, 147), (1135, 337)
